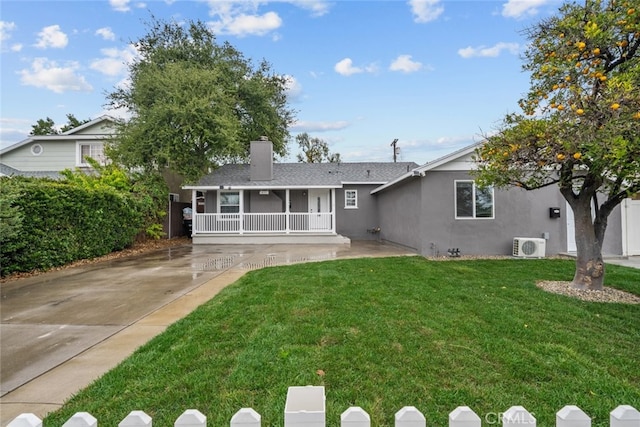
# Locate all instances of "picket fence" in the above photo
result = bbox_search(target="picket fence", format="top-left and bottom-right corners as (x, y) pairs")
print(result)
(6, 386), (640, 427)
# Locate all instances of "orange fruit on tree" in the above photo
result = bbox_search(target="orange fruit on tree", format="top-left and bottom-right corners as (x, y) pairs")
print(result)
(556, 153), (566, 161)
(611, 103), (620, 110)
(573, 152), (582, 160)
(576, 109), (585, 115)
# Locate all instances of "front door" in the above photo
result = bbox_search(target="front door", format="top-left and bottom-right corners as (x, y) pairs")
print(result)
(308, 189), (330, 230)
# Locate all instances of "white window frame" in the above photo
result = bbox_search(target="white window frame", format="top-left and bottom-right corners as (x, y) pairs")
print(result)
(344, 189), (358, 209)
(77, 142), (105, 166)
(454, 180), (495, 219)
(218, 191), (241, 217)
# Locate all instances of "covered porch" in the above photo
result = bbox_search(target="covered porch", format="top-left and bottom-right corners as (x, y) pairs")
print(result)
(187, 186), (350, 245)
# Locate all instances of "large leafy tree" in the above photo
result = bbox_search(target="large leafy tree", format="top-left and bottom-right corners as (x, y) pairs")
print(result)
(295, 132), (341, 163)
(106, 17), (296, 183)
(475, 0), (640, 290)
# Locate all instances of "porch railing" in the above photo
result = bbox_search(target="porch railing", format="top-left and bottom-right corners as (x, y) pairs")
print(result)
(193, 212), (334, 234)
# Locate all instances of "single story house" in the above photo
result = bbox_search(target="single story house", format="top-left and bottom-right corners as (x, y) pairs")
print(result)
(185, 139), (640, 257)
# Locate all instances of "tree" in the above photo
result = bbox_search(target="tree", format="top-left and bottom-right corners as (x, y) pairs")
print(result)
(296, 132), (341, 163)
(30, 117), (58, 135)
(29, 114), (90, 135)
(106, 17), (296, 183)
(474, 0), (640, 290)
(60, 114), (90, 133)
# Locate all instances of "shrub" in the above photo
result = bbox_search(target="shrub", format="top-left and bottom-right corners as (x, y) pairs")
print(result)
(0, 177), (145, 276)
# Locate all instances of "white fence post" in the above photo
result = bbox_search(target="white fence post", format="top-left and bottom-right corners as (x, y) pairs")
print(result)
(503, 406), (536, 427)
(230, 408), (261, 427)
(175, 409), (206, 427)
(449, 406), (481, 427)
(119, 411), (152, 427)
(62, 412), (98, 427)
(610, 405), (640, 427)
(556, 405), (590, 427)
(284, 386), (326, 427)
(6, 413), (42, 427)
(395, 406), (426, 427)
(341, 407), (370, 427)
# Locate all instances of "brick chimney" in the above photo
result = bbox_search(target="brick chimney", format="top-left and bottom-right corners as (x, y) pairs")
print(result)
(250, 137), (273, 181)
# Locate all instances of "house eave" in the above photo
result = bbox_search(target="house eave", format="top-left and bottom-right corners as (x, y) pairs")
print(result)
(182, 184), (343, 191)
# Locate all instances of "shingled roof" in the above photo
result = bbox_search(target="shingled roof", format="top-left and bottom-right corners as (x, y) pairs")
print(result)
(187, 162), (419, 189)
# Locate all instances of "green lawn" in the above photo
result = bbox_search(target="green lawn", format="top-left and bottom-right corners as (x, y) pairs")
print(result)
(45, 257), (640, 427)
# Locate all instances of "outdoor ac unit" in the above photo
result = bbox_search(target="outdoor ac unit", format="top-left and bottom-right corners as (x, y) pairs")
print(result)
(513, 237), (546, 258)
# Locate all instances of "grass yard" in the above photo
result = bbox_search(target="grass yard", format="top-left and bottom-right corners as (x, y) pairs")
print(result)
(45, 257), (640, 427)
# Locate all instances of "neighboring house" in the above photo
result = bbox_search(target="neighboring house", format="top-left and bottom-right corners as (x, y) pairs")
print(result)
(0, 115), (114, 178)
(185, 139), (640, 257)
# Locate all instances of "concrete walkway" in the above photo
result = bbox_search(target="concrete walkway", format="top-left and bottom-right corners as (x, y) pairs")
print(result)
(0, 241), (413, 426)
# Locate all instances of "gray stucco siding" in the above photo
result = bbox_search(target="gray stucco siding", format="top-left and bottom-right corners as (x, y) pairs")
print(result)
(376, 178), (423, 251)
(419, 171), (566, 256)
(335, 185), (380, 240)
(376, 171), (570, 256)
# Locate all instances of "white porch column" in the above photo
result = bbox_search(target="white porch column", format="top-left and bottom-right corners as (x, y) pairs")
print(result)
(331, 188), (336, 233)
(285, 189), (290, 234)
(239, 189), (244, 234)
(191, 189), (197, 235)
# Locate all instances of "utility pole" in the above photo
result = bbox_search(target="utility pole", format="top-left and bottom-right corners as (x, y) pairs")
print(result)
(390, 138), (399, 162)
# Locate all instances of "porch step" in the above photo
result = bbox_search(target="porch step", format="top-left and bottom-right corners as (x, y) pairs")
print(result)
(192, 234), (351, 245)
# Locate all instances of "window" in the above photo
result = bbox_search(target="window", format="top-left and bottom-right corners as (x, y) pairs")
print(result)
(219, 191), (240, 214)
(345, 190), (358, 209)
(78, 143), (105, 166)
(455, 181), (494, 219)
(31, 144), (43, 156)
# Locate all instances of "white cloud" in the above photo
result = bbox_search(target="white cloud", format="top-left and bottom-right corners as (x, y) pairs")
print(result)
(458, 42), (520, 58)
(90, 45), (139, 77)
(0, 21), (21, 52)
(334, 58), (377, 76)
(110, 0), (131, 12)
(389, 55), (423, 73)
(34, 25), (68, 49)
(501, 0), (550, 18)
(223, 12), (283, 37)
(205, 1), (330, 36)
(284, 75), (303, 102)
(0, 118), (31, 150)
(0, 21), (16, 42)
(95, 27), (116, 41)
(409, 0), (444, 23)
(19, 58), (93, 93)
(290, 120), (351, 132)
(287, 0), (331, 17)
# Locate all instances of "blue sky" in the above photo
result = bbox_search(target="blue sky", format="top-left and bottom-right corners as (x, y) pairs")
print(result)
(0, 0), (564, 164)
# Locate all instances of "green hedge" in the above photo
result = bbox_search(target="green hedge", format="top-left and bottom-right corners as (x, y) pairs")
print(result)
(0, 177), (145, 277)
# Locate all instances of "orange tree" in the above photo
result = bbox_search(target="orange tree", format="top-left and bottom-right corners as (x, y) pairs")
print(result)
(474, 0), (640, 290)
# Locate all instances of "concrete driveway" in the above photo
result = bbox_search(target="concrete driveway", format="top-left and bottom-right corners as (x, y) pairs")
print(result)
(0, 241), (413, 425)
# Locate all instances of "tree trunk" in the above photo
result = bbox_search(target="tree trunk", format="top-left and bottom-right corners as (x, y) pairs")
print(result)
(570, 201), (605, 290)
